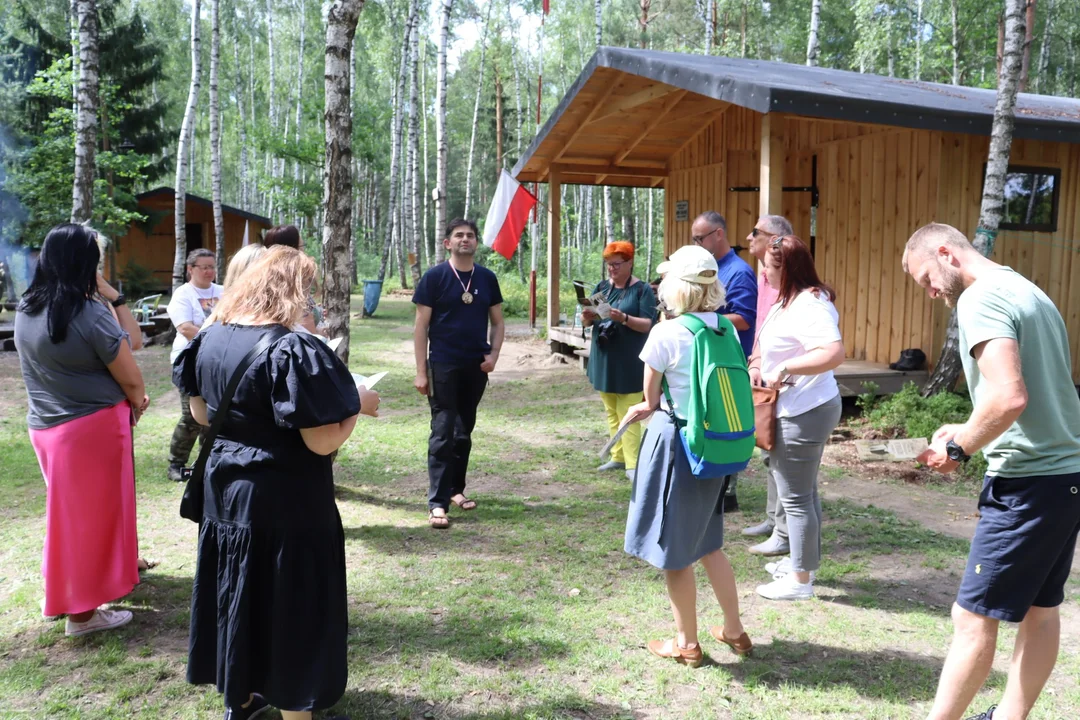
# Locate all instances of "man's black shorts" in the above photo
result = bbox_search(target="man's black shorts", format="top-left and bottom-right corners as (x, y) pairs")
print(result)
(957, 471), (1080, 623)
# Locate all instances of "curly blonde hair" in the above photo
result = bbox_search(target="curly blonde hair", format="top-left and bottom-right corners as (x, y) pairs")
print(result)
(657, 272), (726, 317)
(214, 246), (315, 327)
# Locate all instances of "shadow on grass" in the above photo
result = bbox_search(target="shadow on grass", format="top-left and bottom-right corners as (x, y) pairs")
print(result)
(820, 572), (959, 619)
(334, 689), (641, 719)
(723, 638), (1004, 702)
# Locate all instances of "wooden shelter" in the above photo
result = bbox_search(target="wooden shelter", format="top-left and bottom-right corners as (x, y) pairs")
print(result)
(514, 48), (1080, 384)
(105, 187), (272, 290)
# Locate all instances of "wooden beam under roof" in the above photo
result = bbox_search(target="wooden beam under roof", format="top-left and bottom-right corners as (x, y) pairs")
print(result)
(552, 163), (668, 178)
(560, 156), (667, 168)
(549, 80), (621, 165)
(668, 106), (731, 163)
(612, 90), (689, 165)
(588, 83), (681, 124)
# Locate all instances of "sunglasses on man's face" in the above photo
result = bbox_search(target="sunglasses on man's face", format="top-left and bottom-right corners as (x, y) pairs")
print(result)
(751, 228), (776, 239)
(691, 228), (719, 245)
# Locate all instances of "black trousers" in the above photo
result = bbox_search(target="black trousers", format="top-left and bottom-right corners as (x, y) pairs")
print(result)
(427, 362), (489, 510)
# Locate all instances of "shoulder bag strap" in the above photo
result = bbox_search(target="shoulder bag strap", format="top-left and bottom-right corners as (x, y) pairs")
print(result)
(188, 325), (289, 478)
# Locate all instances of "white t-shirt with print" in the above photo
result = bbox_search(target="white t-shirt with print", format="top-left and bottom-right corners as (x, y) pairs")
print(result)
(758, 290), (842, 418)
(639, 312), (720, 422)
(167, 282), (223, 363)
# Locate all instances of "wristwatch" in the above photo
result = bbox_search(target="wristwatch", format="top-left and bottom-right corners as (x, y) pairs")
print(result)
(945, 439), (971, 463)
(110, 293), (127, 308)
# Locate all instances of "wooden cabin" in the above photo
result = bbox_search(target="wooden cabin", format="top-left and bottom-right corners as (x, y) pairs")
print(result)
(513, 48), (1080, 387)
(106, 187), (272, 290)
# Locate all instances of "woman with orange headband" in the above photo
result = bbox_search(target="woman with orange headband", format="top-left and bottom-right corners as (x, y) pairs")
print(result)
(583, 241), (658, 476)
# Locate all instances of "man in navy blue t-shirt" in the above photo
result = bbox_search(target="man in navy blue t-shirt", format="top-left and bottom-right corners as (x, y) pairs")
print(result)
(691, 210), (758, 514)
(413, 219), (505, 529)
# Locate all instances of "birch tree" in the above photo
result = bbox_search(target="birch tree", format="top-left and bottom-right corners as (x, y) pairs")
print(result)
(407, 23), (422, 283)
(595, 1), (614, 244)
(231, 7), (249, 210)
(377, 0), (418, 282)
(173, 0), (202, 290)
(463, 0), (494, 219)
(806, 0), (821, 67)
(434, 0), (453, 262)
(323, 0), (366, 361)
(71, 0), (99, 224)
(951, 0), (960, 85)
(210, 0), (225, 276)
(923, 0), (1026, 396)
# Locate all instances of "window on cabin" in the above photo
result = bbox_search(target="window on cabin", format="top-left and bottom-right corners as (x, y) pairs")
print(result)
(1000, 166), (1060, 232)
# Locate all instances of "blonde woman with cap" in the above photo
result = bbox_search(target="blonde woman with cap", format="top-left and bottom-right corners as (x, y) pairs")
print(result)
(620, 244), (752, 668)
(582, 241), (658, 475)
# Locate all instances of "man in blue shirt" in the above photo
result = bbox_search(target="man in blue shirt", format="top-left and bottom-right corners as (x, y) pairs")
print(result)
(691, 211), (758, 512)
(413, 219), (505, 529)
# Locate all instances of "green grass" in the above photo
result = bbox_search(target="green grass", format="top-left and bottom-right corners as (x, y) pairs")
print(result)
(0, 297), (1076, 719)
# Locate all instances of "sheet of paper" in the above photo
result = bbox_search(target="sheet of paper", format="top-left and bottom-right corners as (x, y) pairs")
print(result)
(327, 336), (344, 351)
(351, 370), (388, 391)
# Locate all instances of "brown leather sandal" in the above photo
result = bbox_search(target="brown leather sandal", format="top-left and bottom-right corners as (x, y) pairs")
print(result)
(428, 511), (450, 529)
(647, 638), (704, 668)
(710, 626), (753, 656)
(450, 495), (477, 511)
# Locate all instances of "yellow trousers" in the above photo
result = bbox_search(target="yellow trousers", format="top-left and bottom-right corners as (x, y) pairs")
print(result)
(600, 392), (643, 470)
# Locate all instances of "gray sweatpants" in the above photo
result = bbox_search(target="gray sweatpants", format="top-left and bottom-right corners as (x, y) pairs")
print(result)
(768, 394), (842, 573)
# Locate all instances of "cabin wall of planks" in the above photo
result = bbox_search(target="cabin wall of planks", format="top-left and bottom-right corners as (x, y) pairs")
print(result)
(664, 107), (1080, 381)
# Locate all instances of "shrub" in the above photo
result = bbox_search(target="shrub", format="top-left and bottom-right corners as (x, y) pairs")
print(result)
(867, 382), (989, 480)
(118, 260), (163, 299)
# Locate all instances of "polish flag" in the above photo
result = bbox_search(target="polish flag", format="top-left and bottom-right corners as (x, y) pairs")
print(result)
(483, 170), (538, 261)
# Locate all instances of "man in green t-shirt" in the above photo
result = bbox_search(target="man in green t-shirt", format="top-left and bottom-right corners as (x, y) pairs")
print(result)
(903, 222), (1080, 720)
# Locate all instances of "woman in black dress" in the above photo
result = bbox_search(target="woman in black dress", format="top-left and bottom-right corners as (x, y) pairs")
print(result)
(173, 246), (379, 720)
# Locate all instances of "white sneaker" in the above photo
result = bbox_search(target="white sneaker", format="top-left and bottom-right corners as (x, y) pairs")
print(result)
(764, 557), (816, 581)
(65, 608), (133, 637)
(757, 573), (814, 601)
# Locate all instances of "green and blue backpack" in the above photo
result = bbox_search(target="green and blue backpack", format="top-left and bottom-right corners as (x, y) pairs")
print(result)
(661, 313), (756, 478)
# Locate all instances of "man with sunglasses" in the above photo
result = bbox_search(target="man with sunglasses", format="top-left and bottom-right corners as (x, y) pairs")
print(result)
(742, 215), (795, 552)
(690, 211), (757, 512)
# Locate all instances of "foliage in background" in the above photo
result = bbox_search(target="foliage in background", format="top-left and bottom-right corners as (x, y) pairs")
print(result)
(865, 382), (989, 480)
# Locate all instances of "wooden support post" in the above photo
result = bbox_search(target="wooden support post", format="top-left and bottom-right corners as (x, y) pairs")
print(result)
(547, 169), (562, 330)
(759, 112), (784, 218)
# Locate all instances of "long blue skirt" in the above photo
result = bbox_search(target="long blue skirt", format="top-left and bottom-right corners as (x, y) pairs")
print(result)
(624, 412), (727, 571)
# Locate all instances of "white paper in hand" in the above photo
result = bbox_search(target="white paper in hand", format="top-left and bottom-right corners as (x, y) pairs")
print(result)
(351, 371), (387, 391)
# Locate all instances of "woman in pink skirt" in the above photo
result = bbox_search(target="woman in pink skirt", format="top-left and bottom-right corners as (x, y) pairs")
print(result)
(15, 224), (150, 637)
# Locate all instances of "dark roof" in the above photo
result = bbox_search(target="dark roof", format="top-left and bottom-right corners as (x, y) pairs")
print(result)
(136, 187), (273, 225)
(513, 47), (1080, 179)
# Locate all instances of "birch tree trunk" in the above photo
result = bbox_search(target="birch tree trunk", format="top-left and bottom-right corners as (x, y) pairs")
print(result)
(951, 0), (960, 85)
(232, 8), (249, 210)
(292, 0), (306, 224)
(915, 0), (924, 80)
(434, 0), (452, 262)
(923, 0), (1026, 397)
(594, 0), (602, 47)
(323, 0), (365, 361)
(603, 186), (615, 244)
(69, 0), (79, 115)
(210, 0), (226, 277)
(421, 41), (430, 268)
(463, 0), (493, 219)
(174, 0), (202, 290)
(71, 0), (99, 224)
(646, 189), (654, 277)
(806, 0), (821, 67)
(408, 26), (422, 283)
(349, 34), (358, 284)
(377, 0), (417, 282)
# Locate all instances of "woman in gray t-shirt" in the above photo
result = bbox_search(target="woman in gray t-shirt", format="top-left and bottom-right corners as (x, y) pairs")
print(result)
(15, 223), (150, 638)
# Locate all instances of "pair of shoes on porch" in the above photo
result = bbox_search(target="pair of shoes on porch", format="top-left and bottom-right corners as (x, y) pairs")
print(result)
(757, 571), (814, 601)
(764, 556), (816, 582)
(223, 694), (271, 720)
(741, 519), (774, 537)
(964, 706), (996, 720)
(597, 460), (625, 472)
(748, 533), (790, 556)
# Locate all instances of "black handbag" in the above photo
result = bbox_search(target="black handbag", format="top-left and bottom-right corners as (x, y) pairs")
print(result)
(179, 327), (288, 523)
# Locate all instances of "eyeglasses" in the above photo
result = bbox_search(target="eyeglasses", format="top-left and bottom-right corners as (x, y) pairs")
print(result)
(606, 261), (627, 270)
(691, 228), (719, 245)
(193, 264), (216, 271)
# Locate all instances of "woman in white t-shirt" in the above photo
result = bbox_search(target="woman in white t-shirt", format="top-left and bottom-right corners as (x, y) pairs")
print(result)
(165, 248), (223, 482)
(749, 235), (845, 601)
(620, 245), (752, 668)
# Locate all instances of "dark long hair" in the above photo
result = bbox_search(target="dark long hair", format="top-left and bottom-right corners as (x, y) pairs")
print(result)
(19, 224), (101, 343)
(768, 235), (836, 307)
